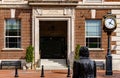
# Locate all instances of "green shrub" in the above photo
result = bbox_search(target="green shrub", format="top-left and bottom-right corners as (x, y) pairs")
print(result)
(74, 44), (80, 60)
(26, 45), (34, 63)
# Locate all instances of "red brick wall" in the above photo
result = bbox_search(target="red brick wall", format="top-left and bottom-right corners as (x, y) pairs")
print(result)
(75, 9), (91, 46)
(75, 9), (113, 59)
(0, 8), (117, 60)
(0, 9), (32, 59)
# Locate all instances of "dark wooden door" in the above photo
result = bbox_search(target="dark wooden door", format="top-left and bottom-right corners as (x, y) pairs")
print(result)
(40, 37), (66, 59)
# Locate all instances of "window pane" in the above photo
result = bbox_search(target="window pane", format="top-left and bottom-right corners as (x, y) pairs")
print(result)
(6, 29), (20, 36)
(86, 20), (101, 36)
(6, 37), (21, 48)
(86, 38), (101, 48)
(6, 19), (21, 36)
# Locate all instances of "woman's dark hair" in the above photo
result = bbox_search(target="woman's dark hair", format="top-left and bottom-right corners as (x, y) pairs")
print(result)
(79, 46), (89, 57)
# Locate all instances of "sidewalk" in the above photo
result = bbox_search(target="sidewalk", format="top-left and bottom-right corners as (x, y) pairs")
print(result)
(0, 69), (120, 78)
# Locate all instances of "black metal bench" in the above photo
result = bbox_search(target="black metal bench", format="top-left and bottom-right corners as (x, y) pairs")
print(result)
(1, 61), (21, 69)
(95, 61), (105, 70)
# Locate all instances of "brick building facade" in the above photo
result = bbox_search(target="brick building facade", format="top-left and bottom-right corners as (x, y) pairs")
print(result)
(0, 0), (120, 70)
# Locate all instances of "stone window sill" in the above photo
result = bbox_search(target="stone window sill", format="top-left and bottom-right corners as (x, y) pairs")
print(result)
(89, 48), (104, 51)
(2, 48), (24, 51)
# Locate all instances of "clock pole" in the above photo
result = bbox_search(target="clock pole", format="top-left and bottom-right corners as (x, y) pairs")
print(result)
(106, 31), (113, 75)
(103, 12), (116, 75)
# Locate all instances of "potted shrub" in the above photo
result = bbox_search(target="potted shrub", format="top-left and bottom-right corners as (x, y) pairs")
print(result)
(25, 45), (34, 69)
(74, 44), (80, 60)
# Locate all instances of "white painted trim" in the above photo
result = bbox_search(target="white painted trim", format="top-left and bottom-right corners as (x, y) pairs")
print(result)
(112, 10), (120, 14)
(71, 8), (75, 53)
(80, 2), (120, 5)
(67, 17), (71, 63)
(116, 33), (120, 37)
(77, 2), (120, 9)
(1, 0), (28, 4)
(112, 36), (120, 41)
(116, 19), (120, 24)
(91, 9), (96, 19)
(104, 2), (120, 5)
(32, 7), (75, 67)
(11, 9), (15, 18)
(32, 8), (35, 50)
(111, 45), (120, 51)
(89, 48), (104, 51)
(92, 59), (105, 62)
(34, 18), (40, 65)
(116, 51), (120, 54)
(116, 15), (120, 19)
(2, 48), (24, 50)
(114, 28), (120, 33)
(1, 1), (120, 9)
(33, 17), (74, 66)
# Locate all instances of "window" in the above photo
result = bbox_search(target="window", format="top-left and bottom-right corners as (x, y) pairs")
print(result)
(85, 20), (101, 48)
(5, 19), (21, 48)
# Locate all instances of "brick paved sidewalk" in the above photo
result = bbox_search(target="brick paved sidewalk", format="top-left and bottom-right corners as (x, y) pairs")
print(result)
(0, 69), (120, 78)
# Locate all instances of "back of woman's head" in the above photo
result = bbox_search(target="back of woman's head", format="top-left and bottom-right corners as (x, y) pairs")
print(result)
(79, 46), (89, 57)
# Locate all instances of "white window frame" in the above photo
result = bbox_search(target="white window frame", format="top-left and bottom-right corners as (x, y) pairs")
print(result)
(85, 20), (102, 48)
(5, 19), (21, 49)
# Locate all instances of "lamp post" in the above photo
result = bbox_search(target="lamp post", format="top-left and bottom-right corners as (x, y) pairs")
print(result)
(103, 12), (117, 75)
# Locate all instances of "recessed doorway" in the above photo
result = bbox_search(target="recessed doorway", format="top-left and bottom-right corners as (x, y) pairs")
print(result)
(39, 21), (67, 59)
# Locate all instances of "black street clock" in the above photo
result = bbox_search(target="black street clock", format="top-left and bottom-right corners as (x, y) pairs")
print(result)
(103, 12), (117, 75)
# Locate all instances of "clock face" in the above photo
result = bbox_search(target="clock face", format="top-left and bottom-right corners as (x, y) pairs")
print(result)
(105, 18), (116, 29)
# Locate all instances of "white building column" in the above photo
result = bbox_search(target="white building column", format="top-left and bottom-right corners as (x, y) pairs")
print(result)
(67, 18), (71, 64)
(68, 8), (75, 66)
(34, 18), (40, 67)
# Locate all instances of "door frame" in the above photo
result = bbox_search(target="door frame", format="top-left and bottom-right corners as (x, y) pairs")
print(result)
(33, 17), (74, 67)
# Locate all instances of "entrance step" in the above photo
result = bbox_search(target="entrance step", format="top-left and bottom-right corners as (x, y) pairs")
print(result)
(39, 59), (67, 70)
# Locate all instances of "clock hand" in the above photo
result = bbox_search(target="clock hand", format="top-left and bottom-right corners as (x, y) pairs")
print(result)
(109, 21), (113, 25)
(110, 19), (112, 23)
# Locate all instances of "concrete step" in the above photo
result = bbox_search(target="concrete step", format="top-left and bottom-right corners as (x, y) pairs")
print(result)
(39, 59), (67, 70)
